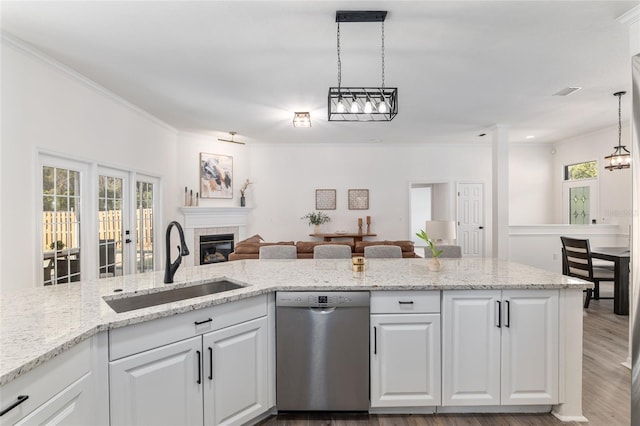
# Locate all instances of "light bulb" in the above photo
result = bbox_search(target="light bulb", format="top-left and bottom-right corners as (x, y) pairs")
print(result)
(351, 101), (359, 113)
(336, 99), (346, 113)
(364, 100), (373, 113)
(378, 100), (387, 113)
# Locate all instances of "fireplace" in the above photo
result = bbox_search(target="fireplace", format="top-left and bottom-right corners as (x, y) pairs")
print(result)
(200, 234), (234, 265)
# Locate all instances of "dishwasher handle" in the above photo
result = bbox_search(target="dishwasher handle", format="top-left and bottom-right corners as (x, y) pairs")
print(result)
(309, 307), (337, 313)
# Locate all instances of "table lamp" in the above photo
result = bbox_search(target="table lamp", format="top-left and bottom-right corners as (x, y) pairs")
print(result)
(425, 220), (457, 244)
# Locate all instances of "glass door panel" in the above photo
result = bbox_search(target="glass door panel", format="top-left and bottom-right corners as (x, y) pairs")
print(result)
(98, 174), (125, 277)
(42, 166), (81, 285)
(136, 180), (154, 273)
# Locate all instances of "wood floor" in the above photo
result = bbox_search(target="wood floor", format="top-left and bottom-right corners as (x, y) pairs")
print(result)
(259, 294), (630, 426)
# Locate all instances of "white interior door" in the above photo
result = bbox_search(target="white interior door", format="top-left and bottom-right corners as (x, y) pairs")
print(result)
(457, 183), (484, 257)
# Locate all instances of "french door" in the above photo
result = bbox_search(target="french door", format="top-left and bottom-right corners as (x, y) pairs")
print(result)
(98, 169), (158, 278)
(98, 168), (130, 277)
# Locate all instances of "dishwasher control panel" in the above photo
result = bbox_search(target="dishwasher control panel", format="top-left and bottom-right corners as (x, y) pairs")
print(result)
(276, 291), (370, 308)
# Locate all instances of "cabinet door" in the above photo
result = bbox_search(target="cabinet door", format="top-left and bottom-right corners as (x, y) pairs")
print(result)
(109, 336), (203, 426)
(15, 372), (93, 425)
(442, 290), (501, 406)
(501, 290), (559, 405)
(203, 316), (268, 426)
(370, 314), (441, 407)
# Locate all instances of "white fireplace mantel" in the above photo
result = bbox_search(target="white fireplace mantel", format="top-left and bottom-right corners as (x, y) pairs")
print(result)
(180, 207), (251, 229)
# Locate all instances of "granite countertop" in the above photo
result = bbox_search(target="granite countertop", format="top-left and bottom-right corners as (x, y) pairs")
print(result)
(0, 257), (590, 385)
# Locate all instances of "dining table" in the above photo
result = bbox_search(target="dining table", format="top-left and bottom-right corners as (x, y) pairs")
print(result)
(591, 246), (631, 315)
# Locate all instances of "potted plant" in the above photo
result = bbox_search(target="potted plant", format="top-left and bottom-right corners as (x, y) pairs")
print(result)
(239, 179), (252, 207)
(416, 230), (443, 271)
(50, 240), (65, 252)
(302, 211), (331, 234)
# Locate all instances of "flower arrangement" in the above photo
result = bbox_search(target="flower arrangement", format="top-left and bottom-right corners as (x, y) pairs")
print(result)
(301, 211), (331, 226)
(240, 179), (252, 197)
(415, 230), (442, 258)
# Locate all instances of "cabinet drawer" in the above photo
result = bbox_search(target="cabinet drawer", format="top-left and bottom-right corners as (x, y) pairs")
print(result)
(0, 339), (91, 425)
(109, 295), (267, 361)
(370, 291), (440, 314)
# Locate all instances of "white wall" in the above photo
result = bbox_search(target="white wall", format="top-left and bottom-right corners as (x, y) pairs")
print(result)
(552, 125), (633, 229)
(509, 143), (554, 224)
(1, 39), (178, 290)
(174, 132), (250, 210)
(245, 142), (493, 255)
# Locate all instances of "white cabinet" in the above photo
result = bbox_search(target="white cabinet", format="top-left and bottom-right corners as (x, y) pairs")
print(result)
(442, 290), (559, 406)
(0, 335), (107, 426)
(203, 317), (269, 425)
(108, 295), (271, 426)
(14, 373), (94, 426)
(109, 337), (203, 426)
(370, 291), (441, 408)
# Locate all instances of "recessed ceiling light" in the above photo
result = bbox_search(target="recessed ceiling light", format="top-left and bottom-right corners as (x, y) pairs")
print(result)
(526, 135), (535, 139)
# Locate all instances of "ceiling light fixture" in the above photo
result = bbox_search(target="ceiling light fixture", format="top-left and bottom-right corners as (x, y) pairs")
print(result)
(293, 112), (311, 128)
(328, 10), (398, 122)
(217, 131), (245, 145)
(604, 91), (631, 171)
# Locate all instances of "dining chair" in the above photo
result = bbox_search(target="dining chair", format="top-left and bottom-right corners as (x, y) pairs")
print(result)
(259, 245), (297, 259)
(560, 236), (614, 308)
(364, 245), (402, 259)
(423, 245), (462, 258)
(313, 244), (352, 259)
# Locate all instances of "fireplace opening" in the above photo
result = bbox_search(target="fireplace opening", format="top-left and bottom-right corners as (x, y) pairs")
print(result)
(200, 234), (234, 265)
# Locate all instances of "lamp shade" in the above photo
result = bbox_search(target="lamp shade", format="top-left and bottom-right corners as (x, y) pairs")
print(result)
(425, 220), (457, 242)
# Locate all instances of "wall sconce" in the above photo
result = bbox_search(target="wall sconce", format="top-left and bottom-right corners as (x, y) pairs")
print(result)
(293, 112), (311, 128)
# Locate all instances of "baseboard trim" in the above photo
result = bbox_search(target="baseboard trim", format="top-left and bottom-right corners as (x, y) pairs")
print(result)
(551, 411), (589, 423)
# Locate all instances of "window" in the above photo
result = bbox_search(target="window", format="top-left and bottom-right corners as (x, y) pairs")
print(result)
(98, 173), (125, 278)
(565, 161), (598, 180)
(42, 165), (82, 285)
(136, 179), (155, 273)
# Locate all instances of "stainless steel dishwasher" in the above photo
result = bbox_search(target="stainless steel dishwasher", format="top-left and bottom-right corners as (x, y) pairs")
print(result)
(276, 291), (370, 411)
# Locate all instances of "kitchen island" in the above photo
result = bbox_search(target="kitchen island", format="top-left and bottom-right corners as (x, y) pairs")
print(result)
(0, 257), (591, 424)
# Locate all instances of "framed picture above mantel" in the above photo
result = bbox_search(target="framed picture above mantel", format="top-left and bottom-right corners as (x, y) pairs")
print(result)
(200, 153), (233, 199)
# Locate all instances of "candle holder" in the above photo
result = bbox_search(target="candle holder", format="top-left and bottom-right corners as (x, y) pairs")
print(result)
(366, 216), (371, 234)
(357, 218), (363, 234)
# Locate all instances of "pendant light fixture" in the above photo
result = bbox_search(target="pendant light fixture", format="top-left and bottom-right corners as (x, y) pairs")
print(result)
(604, 91), (631, 171)
(328, 10), (398, 121)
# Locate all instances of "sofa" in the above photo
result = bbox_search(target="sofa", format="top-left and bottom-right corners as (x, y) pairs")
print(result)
(228, 235), (416, 260)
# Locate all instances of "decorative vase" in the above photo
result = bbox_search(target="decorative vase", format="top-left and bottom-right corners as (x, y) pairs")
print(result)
(314, 224), (321, 234)
(240, 195), (246, 207)
(428, 257), (441, 272)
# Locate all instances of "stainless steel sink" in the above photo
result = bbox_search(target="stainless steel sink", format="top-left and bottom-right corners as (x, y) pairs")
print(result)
(104, 280), (245, 313)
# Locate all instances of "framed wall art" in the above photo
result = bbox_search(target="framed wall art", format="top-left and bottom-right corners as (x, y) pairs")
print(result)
(200, 153), (233, 199)
(348, 189), (369, 210)
(316, 189), (337, 210)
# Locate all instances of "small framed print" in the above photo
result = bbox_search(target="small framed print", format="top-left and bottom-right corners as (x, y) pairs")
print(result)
(348, 189), (369, 210)
(316, 189), (337, 210)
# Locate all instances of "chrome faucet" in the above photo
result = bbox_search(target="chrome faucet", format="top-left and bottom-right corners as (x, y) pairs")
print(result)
(164, 221), (190, 284)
